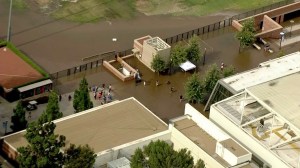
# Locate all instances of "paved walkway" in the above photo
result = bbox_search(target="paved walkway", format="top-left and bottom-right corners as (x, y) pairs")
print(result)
(0, 89), (115, 136)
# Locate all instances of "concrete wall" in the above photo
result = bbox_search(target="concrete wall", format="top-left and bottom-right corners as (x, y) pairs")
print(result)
(103, 56), (136, 82)
(141, 42), (157, 71)
(169, 124), (224, 168)
(209, 105), (290, 168)
(184, 104), (229, 141)
(157, 47), (171, 64)
(94, 130), (171, 167)
(258, 15), (283, 38)
(232, 2), (300, 39)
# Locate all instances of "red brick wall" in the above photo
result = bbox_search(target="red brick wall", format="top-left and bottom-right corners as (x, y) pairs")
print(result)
(1, 139), (18, 163)
(240, 1), (300, 25)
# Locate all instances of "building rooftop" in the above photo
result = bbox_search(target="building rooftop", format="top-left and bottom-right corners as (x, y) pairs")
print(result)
(145, 37), (170, 51)
(214, 73), (300, 168)
(219, 138), (248, 157)
(3, 98), (168, 153)
(247, 72), (300, 133)
(220, 51), (300, 93)
(0, 47), (43, 89)
(174, 117), (249, 167)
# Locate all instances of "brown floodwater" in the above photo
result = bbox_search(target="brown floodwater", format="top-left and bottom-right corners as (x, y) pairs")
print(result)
(0, 0), (225, 73)
(0, 0), (288, 122)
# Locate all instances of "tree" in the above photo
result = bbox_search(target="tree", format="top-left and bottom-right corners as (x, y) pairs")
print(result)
(202, 64), (221, 94)
(195, 159), (206, 168)
(11, 101), (27, 132)
(131, 140), (195, 168)
(73, 77), (93, 113)
(64, 144), (96, 168)
(17, 121), (66, 168)
(130, 148), (145, 168)
(170, 43), (187, 67)
(222, 65), (235, 78)
(39, 91), (63, 124)
(150, 54), (166, 74)
(186, 35), (202, 62)
(236, 18), (255, 51)
(184, 73), (205, 103)
(242, 18), (256, 33)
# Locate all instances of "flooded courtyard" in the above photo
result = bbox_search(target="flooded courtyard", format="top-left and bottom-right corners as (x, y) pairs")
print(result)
(1, 0), (298, 123)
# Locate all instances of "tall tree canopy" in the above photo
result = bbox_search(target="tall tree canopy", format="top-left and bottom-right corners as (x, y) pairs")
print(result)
(73, 77), (93, 113)
(64, 144), (96, 168)
(11, 101), (27, 132)
(186, 35), (202, 62)
(184, 64), (236, 103)
(17, 121), (96, 168)
(17, 122), (66, 168)
(170, 43), (188, 67)
(131, 140), (196, 168)
(236, 18), (256, 51)
(39, 91), (63, 124)
(150, 54), (166, 74)
(184, 73), (205, 103)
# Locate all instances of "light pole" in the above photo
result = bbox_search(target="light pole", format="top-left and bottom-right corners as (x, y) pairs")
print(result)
(7, 0), (13, 42)
(279, 32), (285, 50)
(290, 20), (294, 37)
(202, 48), (207, 66)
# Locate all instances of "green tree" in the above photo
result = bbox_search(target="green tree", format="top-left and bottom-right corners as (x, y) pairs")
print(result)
(184, 73), (205, 103)
(73, 77), (93, 113)
(186, 35), (202, 62)
(150, 54), (166, 74)
(195, 159), (206, 168)
(242, 18), (256, 33)
(11, 101), (27, 132)
(170, 43), (187, 67)
(17, 121), (66, 168)
(202, 64), (221, 94)
(222, 65), (235, 78)
(131, 140), (195, 168)
(39, 91), (63, 124)
(130, 148), (145, 168)
(236, 18), (255, 51)
(64, 144), (96, 168)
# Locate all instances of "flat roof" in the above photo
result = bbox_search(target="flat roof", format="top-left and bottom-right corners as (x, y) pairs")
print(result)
(0, 47), (43, 89)
(174, 118), (231, 167)
(221, 51), (300, 93)
(247, 72), (300, 133)
(219, 138), (248, 156)
(3, 98), (168, 153)
(145, 37), (170, 51)
(18, 79), (52, 92)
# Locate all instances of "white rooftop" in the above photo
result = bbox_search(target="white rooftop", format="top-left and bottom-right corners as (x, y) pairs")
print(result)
(180, 60), (196, 72)
(247, 72), (300, 134)
(145, 37), (170, 51)
(221, 51), (300, 93)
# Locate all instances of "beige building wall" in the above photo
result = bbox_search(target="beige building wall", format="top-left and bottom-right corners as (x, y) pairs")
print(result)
(169, 123), (224, 168)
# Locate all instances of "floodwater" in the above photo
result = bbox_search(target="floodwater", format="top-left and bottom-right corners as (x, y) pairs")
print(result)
(0, 0), (225, 73)
(0, 0), (286, 122)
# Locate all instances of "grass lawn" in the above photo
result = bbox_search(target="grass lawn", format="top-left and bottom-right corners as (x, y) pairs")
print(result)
(12, 0), (28, 9)
(52, 0), (136, 23)
(52, 0), (285, 22)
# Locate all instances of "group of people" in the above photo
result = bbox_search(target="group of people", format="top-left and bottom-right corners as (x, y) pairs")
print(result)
(91, 84), (113, 104)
